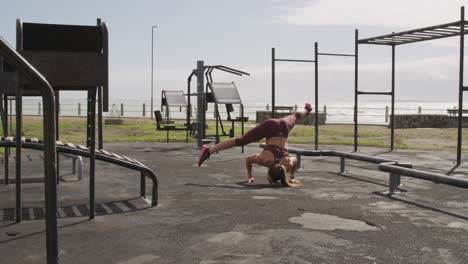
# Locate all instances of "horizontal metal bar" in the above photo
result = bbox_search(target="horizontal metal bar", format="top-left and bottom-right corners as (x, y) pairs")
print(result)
(317, 52), (355, 57)
(357, 91), (392, 96)
(358, 20), (462, 43)
(214, 65), (251, 76)
(424, 29), (459, 35)
(463, 86), (468, 92)
(384, 35), (424, 41)
(379, 163), (468, 189)
(275, 58), (315, 63)
(259, 144), (410, 166)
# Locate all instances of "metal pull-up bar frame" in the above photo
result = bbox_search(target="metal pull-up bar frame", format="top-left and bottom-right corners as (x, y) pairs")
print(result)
(271, 47), (317, 148)
(272, 45), (356, 150)
(354, 30), (396, 152)
(355, 6), (468, 161)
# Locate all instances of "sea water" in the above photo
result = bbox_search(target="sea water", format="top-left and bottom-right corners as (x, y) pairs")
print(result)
(10, 98), (462, 125)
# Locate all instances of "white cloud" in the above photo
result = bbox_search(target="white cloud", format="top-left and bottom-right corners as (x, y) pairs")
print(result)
(273, 0), (468, 28)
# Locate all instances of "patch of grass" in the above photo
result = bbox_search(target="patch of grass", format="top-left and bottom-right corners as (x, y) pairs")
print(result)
(5, 116), (468, 151)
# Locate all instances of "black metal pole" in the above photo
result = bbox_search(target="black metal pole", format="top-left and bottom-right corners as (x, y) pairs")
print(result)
(86, 94), (91, 148)
(314, 42), (319, 150)
(354, 29), (359, 152)
(3, 94), (8, 185)
(98, 86), (103, 149)
(272, 47), (275, 118)
(391, 43), (396, 151)
(88, 88), (96, 219)
(1, 33), (58, 264)
(241, 104), (245, 153)
(187, 73), (193, 143)
(55, 93), (60, 184)
(196, 61), (205, 148)
(151, 26), (157, 120)
(457, 7), (465, 165)
(15, 84), (22, 222)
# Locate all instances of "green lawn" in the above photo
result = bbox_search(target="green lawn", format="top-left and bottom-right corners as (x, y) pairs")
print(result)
(2, 116), (468, 151)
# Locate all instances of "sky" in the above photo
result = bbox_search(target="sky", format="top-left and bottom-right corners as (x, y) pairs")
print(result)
(1, 0), (468, 105)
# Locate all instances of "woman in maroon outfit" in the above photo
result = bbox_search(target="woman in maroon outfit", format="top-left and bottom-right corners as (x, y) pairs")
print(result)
(198, 103), (312, 186)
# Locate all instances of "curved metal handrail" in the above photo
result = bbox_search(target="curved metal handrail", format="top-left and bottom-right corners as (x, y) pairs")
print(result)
(0, 36), (57, 263)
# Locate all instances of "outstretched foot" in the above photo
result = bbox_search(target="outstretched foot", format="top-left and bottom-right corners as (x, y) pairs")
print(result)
(198, 145), (211, 167)
(304, 103), (312, 113)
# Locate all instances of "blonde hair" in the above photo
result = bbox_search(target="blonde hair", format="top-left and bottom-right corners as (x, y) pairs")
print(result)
(267, 165), (287, 186)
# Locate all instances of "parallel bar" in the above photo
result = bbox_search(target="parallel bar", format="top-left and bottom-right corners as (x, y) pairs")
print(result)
(462, 86), (468, 91)
(275, 58), (315, 63)
(317, 52), (355, 57)
(379, 163), (468, 189)
(357, 91), (392, 95)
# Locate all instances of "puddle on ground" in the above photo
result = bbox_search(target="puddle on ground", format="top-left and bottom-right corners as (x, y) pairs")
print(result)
(289, 213), (379, 231)
(447, 222), (468, 231)
(252, 196), (277, 200)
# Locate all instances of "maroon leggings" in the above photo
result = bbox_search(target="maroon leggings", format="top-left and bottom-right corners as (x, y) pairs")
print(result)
(235, 112), (300, 146)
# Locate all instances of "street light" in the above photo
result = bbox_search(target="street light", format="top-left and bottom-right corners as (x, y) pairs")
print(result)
(151, 25), (157, 119)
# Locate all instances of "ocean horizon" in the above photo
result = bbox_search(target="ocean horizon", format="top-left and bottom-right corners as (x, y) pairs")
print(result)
(8, 98), (464, 125)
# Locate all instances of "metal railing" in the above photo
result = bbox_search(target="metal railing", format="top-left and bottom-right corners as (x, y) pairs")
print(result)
(0, 36), (58, 263)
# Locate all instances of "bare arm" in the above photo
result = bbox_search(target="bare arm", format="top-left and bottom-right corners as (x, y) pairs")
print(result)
(245, 154), (260, 180)
(289, 157), (297, 177)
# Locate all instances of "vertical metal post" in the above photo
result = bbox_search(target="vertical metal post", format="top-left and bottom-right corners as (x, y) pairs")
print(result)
(296, 154), (302, 171)
(140, 173), (146, 198)
(121, 103), (124, 116)
(15, 84), (22, 222)
(354, 29), (359, 152)
(391, 44), (396, 151)
(78, 102), (81, 116)
(457, 7), (465, 165)
(9, 99), (12, 135)
(314, 42), (319, 150)
(339, 157), (345, 174)
(3, 95), (8, 185)
(88, 88), (96, 219)
(86, 96), (91, 147)
(143, 103), (146, 117)
(385, 106), (389, 123)
(215, 103), (219, 144)
(38, 102), (41, 115)
(388, 173), (400, 195)
(241, 104), (245, 153)
(151, 26), (157, 120)
(55, 93), (60, 184)
(272, 48), (276, 118)
(187, 73), (193, 143)
(98, 87), (103, 150)
(196, 61), (205, 148)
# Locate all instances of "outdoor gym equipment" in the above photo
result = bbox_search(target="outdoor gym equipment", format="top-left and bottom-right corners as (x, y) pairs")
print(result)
(158, 89), (190, 142)
(272, 45), (355, 150)
(355, 6), (468, 164)
(187, 61), (250, 149)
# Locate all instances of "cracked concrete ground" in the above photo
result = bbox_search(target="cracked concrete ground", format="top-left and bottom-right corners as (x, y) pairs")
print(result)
(0, 142), (468, 263)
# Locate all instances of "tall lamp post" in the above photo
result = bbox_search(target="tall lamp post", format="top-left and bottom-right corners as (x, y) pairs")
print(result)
(151, 25), (157, 119)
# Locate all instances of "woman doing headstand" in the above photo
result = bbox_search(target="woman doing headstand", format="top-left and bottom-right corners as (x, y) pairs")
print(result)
(198, 103), (312, 186)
